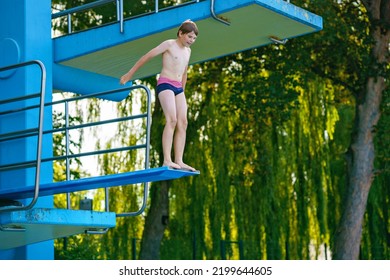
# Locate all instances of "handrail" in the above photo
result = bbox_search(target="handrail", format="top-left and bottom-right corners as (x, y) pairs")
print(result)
(0, 60), (46, 213)
(52, 0), (115, 18)
(117, 84), (151, 218)
(51, 0), (203, 36)
(210, 0), (230, 26)
(48, 84), (152, 218)
(0, 80), (152, 219)
(52, 0), (122, 34)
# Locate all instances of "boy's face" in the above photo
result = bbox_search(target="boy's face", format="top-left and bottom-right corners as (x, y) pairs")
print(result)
(179, 31), (197, 47)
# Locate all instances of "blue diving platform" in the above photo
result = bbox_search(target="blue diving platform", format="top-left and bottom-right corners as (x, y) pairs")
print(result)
(53, 0), (323, 100)
(0, 167), (199, 200)
(0, 167), (199, 250)
(0, 208), (116, 250)
(0, 166), (197, 250)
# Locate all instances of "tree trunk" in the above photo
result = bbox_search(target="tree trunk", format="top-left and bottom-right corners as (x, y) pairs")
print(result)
(333, 0), (390, 259)
(139, 180), (170, 259)
(138, 83), (170, 260)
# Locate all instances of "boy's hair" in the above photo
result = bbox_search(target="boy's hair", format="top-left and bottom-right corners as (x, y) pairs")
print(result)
(177, 20), (199, 36)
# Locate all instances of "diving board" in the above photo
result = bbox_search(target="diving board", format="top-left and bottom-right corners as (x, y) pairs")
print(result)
(0, 167), (199, 200)
(0, 167), (198, 250)
(53, 0), (323, 98)
(0, 208), (116, 250)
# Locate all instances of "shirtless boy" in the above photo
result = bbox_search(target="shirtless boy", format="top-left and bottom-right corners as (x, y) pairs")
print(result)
(120, 20), (198, 171)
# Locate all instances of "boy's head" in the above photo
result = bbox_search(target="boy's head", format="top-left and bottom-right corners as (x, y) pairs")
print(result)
(177, 20), (199, 37)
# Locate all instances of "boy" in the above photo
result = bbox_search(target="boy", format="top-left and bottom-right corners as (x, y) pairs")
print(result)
(120, 20), (198, 172)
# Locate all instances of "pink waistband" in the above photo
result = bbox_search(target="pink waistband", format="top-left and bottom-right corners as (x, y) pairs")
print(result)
(157, 76), (183, 88)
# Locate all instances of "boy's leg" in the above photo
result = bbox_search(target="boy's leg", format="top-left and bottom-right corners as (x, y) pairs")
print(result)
(158, 90), (181, 169)
(173, 93), (196, 171)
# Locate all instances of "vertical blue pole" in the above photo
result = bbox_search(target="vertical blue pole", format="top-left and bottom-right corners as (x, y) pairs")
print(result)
(0, 0), (53, 260)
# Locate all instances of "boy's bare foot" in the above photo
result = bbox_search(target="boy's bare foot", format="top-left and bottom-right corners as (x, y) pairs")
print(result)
(163, 161), (181, 169)
(175, 162), (197, 172)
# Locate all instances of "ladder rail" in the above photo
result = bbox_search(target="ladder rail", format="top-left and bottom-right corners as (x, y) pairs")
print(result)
(53, 84), (152, 218)
(116, 83), (151, 218)
(1, 79), (153, 217)
(0, 60), (46, 213)
(51, 0), (203, 36)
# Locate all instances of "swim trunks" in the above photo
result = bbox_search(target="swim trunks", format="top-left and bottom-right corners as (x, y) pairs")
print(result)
(156, 76), (184, 96)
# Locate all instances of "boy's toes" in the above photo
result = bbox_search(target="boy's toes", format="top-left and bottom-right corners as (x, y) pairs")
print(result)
(163, 161), (181, 169)
(176, 162), (197, 172)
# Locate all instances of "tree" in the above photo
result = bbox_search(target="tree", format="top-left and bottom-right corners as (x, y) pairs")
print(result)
(138, 94), (171, 260)
(270, 0), (389, 259)
(332, 0), (390, 259)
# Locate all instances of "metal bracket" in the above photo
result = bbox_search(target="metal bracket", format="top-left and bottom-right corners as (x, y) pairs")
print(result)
(85, 228), (109, 234)
(210, 0), (230, 26)
(0, 225), (26, 232)
(269, 36), (288, 45)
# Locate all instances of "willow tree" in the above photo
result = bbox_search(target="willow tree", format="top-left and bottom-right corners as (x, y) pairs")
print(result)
(159, 46), (344, 259)
(142, 0), (390, 259)
(138, 84), (170, 260)
(267, 0), (390, 259)
(304, 0), (390, 259)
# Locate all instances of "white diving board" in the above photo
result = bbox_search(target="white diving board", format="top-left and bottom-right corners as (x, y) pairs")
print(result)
(0, 167), (199, 200)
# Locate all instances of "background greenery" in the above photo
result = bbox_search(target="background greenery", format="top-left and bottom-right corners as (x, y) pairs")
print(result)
(51, 0), (389, 260)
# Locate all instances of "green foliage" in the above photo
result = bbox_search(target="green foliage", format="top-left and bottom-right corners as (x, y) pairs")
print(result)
(51, 0), (389, 260)
(362, 83), (390, 259)
(163, 59), (349, 259)
(55, 234), (105, 260)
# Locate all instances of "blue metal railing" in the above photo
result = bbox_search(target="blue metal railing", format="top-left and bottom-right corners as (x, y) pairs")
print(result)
(52, 0), (124, 34)
(0, 60), (46, 213)
(0, 61), (152, 217)
(51, 0), (293, 36)
(52, 0), (203, 36)
(48, 85), (152, 218)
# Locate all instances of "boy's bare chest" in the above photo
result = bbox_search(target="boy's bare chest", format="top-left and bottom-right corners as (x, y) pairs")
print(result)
(165, 47), (190, 65)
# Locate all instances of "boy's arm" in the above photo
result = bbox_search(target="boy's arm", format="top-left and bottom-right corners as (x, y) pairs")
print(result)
(181, 48), (191, 90)
(120, 40), (172, 85)
(181, 65), (188, 91)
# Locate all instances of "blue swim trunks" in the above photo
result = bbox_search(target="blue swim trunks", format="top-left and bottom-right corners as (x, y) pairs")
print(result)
(156, 76), (184, 96)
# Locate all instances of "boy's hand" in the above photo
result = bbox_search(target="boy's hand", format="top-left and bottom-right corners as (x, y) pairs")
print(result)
(120, 73), (131, 85)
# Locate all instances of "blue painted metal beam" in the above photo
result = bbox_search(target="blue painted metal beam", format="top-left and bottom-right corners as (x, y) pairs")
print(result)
(54, 0), (322, 63)
(53, 0), (322, 99)
(0, 167), (199, 200)
(53, 63), (131, 101)
(0, 208), (116, 250)
(53, 0), (323, 85)
(53, 0), (211, 63)
(0, 0), (54, 259)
